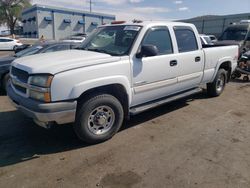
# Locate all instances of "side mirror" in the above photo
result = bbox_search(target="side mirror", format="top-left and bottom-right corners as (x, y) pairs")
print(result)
(136, 45), (158, 58)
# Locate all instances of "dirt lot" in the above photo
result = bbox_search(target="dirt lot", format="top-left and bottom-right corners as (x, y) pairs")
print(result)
(0, 51), (250, 188)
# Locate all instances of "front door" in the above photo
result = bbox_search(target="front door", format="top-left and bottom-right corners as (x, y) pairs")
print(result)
(131, 26), (179, 106)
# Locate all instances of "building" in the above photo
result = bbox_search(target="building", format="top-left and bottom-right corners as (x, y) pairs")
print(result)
(22, 4), (115, 40)
(180, 13), (250, 37)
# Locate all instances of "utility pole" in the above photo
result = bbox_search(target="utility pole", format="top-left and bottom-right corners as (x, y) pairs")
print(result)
(89, 0), (92, 12)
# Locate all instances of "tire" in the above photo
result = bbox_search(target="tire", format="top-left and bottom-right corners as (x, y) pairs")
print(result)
(207, 69), (227, 97)
(2, 73), (10, 94)
(74, 94), (124, 144)
(13, 45), (17, 51)
(243, 76), (249, 82)
(231, 72), (236, 80)
(236, 71), (241, 78)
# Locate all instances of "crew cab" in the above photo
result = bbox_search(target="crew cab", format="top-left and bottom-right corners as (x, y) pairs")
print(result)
(7, 21), (239, 143)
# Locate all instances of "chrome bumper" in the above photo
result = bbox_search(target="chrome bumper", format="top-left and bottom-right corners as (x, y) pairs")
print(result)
(7, 84), (77, 127)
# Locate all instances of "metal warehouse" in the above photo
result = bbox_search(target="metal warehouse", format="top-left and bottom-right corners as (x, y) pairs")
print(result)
(22, 4), (115, 40)
(180, 13), (250, 37)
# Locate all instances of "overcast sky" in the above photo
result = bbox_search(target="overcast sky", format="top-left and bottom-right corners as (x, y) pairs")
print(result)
(31, 0), (250, 21)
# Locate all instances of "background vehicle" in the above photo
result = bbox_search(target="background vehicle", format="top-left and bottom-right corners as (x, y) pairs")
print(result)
(0, 42), (80, 93)
(200, 34), (214, 45)
(8, 21), (238, 144)
(208, 35), (218, 43)
(62, 34), (87, 43)
(217, 21), (250, 54)
(231, 50), (250, 81)
(0, 37), (23, 50)
(14, 44), (32, 53)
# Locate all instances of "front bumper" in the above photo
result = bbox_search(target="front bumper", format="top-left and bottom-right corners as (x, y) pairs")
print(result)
(7, 84), (77, 127)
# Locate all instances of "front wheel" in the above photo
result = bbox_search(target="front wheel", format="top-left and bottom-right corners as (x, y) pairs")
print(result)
(74, 94), (124, 144)
(207, 69), (227, 97)
(13, 45), (18, 51)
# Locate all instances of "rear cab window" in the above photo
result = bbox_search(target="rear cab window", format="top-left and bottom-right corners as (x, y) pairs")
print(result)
(174, 26), (198, 53)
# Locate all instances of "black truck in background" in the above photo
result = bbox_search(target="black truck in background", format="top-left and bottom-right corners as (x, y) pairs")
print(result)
(216, 20), (250, 54)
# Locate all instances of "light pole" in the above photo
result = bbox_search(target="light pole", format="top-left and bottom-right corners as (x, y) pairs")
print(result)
(89, 0), (92, 12)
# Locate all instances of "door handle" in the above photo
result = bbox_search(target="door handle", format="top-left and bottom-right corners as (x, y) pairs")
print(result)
(170, 60), (178, 66)
(195, 56), (201, 62)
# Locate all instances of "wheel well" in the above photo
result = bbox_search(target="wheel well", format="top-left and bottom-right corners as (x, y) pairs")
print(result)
(77, 84), (129, 118)
(0, 72), (8, 88)
(219, 61), (232, 82)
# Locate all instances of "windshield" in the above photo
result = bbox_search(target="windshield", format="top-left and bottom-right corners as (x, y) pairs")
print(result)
(15, 46), (43, 57)
(79, 25), (141, 56)
(219, 28), (248, 41)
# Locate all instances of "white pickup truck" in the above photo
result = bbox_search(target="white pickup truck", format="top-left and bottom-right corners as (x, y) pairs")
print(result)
(8, 21), (239, 143)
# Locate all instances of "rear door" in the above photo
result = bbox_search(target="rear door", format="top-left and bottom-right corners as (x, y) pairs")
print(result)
(131, 26), (179, 106)
(173, 26), (205, 90)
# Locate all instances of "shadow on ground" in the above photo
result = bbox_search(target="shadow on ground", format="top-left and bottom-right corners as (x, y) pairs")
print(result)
(0, 91), (209, 167)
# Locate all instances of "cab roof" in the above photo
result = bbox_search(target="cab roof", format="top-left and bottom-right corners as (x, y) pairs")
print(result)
(103, 20), (195, 28)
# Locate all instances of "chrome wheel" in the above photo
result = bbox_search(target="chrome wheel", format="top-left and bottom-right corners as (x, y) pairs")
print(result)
(216, 74), (225, 93)
(87, 105), (115, 135)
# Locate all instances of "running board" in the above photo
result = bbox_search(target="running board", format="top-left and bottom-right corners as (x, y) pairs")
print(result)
(130, 88), (202, 115)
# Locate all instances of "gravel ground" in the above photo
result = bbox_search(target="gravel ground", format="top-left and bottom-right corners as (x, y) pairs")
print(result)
(0, 51), (250, 188)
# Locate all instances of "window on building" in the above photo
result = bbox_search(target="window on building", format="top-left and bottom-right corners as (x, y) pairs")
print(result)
(174, 27), (198, 53)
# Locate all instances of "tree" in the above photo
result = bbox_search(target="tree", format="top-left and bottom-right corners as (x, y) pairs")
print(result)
(0, 0), (31, 34)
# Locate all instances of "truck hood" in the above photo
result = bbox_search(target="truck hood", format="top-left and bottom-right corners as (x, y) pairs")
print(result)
(12, 50), (121, 74)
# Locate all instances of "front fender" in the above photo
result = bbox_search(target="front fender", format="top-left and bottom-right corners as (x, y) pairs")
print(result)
(69, 76), (132, 104)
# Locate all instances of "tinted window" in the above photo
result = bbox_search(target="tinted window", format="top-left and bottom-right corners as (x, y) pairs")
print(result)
(219, 27), (248, 41)
(174, 27), (198, 53)
(15, 46), (43, 57)
(0, 39), (13, 42)
(142, 27), (173, 55)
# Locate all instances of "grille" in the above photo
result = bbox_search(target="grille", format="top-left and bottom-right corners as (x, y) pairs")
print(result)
(11, 67), (29, 83)
(11, 67), (29, 95)
(14, 84), (27, 94)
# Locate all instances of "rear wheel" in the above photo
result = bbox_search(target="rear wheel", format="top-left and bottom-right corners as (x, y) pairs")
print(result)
(243, 76), (249, 82)
(74, 94), (124, 144)
(207, 69), (227, 97)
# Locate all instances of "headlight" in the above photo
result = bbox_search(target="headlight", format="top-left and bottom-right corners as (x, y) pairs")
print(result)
(29, 74), (53, 102)
(29, 75), (53, 87)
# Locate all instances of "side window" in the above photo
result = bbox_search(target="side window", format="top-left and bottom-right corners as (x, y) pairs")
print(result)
(142, 27), (173, 55)
(174, 27), (198, 53)
(2, 39), (13, 42)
